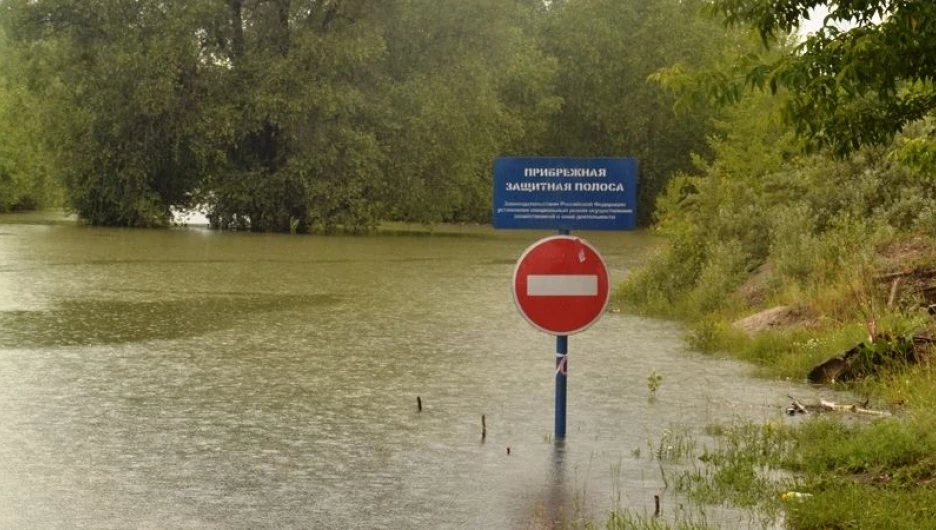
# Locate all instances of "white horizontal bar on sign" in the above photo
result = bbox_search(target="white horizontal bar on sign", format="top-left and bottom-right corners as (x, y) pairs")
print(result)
(527, 275), (598, 296)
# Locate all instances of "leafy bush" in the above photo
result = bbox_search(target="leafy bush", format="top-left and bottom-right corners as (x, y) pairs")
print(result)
(686, 238), (751, 315)
(620, 90), (936, 318)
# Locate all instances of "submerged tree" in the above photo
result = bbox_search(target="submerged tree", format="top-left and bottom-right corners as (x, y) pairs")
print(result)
(200, 0), (392, 232)
(0, 27), (61, 212)
(2, 1), (214, 225)
(3, 0), (557, 230)
(2, 0), (734, 230)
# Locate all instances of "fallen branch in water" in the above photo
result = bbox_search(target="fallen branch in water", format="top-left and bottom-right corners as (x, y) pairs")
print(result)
(819, 399), (891, 416)
(787, 395), (808, 415)
(786, 396), (891, 417)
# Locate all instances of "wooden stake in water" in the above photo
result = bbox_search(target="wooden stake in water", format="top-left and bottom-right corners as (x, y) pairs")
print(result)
(481, 415), (487, 441)
(417, 396), (422, 412)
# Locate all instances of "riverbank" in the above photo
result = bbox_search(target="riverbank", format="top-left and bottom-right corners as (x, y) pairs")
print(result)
(610, 234), (936, 529)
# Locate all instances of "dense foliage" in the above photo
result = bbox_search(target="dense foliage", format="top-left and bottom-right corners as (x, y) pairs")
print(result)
(708, 0), (936, 155)
(0, 0), (739, 230)
(539, 0), (731, 224)
(0, 30), (58, 212)
(620, 1), (936, 317)
(620, 90), (936, 318)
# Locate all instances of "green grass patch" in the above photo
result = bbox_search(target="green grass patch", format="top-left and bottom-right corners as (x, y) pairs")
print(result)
(784, 481), (936, 530)
(616, 216), (936, 528)
(789, 418), (936, 476)
(651, 425), (698, 462)
(680, 414), (936, 529)
(600, 511), (716, 530)
(674, 422), (791, 523)
(684, 317), (871, 381)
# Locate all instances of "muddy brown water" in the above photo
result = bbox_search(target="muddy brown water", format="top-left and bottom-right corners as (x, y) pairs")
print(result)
(0, 212), (827, 529)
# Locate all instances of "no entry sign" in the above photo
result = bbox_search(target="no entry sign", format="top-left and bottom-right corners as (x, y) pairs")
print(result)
(512, 235), (610, 336)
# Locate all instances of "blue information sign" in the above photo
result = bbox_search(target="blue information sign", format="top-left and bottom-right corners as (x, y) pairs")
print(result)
(492, 157), (638, 230)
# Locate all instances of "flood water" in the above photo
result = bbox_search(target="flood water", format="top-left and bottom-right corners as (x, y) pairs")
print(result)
(0, 213), (821, 529)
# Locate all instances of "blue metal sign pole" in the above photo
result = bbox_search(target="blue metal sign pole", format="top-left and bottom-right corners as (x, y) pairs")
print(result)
(556, 334), (568, 438)
(555, 228), (570, 439)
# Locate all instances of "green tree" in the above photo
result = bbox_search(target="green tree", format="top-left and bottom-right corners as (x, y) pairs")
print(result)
(202, 0), (559, 230)
(2, 0), (213, 226)
(0, 28), (59, 212)
(709, 0), (936, 154)
(2, 0), (733, 230)
(378, 0), (560, 225)
(201, 0), (391, 233)
(540, 0), (739, 225)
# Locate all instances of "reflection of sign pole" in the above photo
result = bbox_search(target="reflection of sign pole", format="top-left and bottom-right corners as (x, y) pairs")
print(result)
(495, 157), (637, 439)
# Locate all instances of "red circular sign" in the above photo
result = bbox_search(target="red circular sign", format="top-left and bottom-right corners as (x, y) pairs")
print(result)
(512, 236), (610, 336)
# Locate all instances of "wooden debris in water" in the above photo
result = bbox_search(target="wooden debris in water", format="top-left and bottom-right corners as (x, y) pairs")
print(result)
(786, 395), (808, 415)
(481, 415), (487, 441)
(417, 396), (422, 412)
(819, 398), (891, 416)
(786, 395), (890, 417)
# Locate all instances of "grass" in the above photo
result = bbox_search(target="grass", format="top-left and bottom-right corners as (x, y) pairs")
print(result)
(635, 327), (936, 529)
(666, 407), (936, 530)
(613, 233), (936, 529)
(782, 435), (936, 529)
(593, 397), (936, 529)
(651, 425), (697, 462)
(789, 418), (936, 475)
(683, 316), (875, 381)
(568, 507), (718, 530)
(600, 511), (716, 530)
(591, 401), (936, 529)
(784, 483), (936, 530)
(671, 422), (789, 526)
(647, 370), (663, 396)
